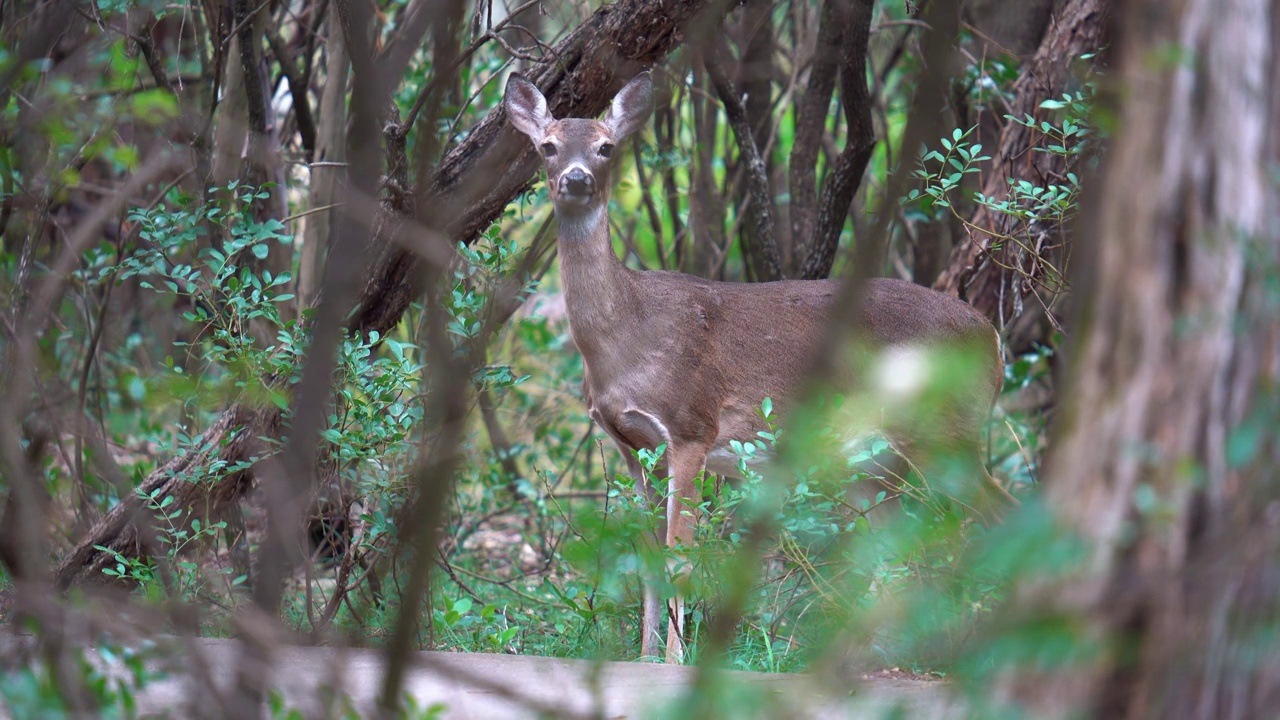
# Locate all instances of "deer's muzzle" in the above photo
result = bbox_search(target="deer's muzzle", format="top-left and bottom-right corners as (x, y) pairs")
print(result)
(559, 167), (595, 199)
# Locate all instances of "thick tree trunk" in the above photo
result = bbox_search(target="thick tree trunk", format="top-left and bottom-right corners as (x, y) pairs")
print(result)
(997, 0), (1280, 717)
(933, 0), (1107, 333)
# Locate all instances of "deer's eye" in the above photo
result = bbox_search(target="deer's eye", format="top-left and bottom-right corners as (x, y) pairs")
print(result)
(540, 142), (557, 157)
(598, 143), (615, 158)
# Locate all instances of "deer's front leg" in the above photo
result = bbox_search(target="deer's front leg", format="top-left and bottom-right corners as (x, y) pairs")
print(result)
(608, 408), (672, 661)
(622, 451), (666, 660)
(663, 444), (708, 664)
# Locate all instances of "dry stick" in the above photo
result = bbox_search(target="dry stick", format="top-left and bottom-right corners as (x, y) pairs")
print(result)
(266, 25), (318, 157)
(441, 561), (551, 606)
(72, 253), (118, 515)
(440, 58), (515, 155)
(240, 0), (376, 604)
(375, 277), (471, 717)
(614, 212), (651, 270)
(296, 0), (329, 81)
(478, 386), (524, 496)
(130, 19), (176, 94)
(434, 548), (483, 603)
(631, 138), (670, 269)
(657, 76), (690, 268)
(448, 490), (607, 557)
(716, 0), (783, 279)
(689, 66), (730, 276)
(0, 151), (12, 241)
(866, 21), (918, 227)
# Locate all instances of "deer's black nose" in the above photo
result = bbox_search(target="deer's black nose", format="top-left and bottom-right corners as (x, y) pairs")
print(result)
(560, 168), (595, 197)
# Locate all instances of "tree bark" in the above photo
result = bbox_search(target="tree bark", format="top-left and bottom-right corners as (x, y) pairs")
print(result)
(997, 0), (1280, 717)
(933, 0), (1108, 330)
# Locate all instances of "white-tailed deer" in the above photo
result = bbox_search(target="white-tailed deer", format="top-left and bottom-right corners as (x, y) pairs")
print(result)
(504, 72), (1010, 663)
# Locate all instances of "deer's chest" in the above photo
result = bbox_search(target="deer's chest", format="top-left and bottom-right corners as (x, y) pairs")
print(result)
(577, 340), (720, 451)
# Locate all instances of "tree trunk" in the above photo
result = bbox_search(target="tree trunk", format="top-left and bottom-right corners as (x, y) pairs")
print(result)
(300, 15), (349, 307)
(997, 0), (1280, 717)
(963, 0), (1058, 58)
(933, 0), (1107, 337)
(798, 0), (873, 280)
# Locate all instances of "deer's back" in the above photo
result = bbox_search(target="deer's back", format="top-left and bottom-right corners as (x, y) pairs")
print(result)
(634, 272), (998, 382)
(578, 270), (1002, 463)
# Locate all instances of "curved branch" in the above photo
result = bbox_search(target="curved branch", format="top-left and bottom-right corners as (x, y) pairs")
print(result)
(267, 26), (318, 157)
(705, 36), (783, 280)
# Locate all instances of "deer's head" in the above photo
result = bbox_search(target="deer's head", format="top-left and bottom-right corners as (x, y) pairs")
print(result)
(504, 73), (653, 217)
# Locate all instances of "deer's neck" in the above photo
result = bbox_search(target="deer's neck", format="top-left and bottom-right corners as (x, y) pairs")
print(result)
(554, 204), (636, 357)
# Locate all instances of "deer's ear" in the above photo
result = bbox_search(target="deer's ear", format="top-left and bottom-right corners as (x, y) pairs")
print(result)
(504, 73), (553, 141)
(604, 72), (653, 140)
